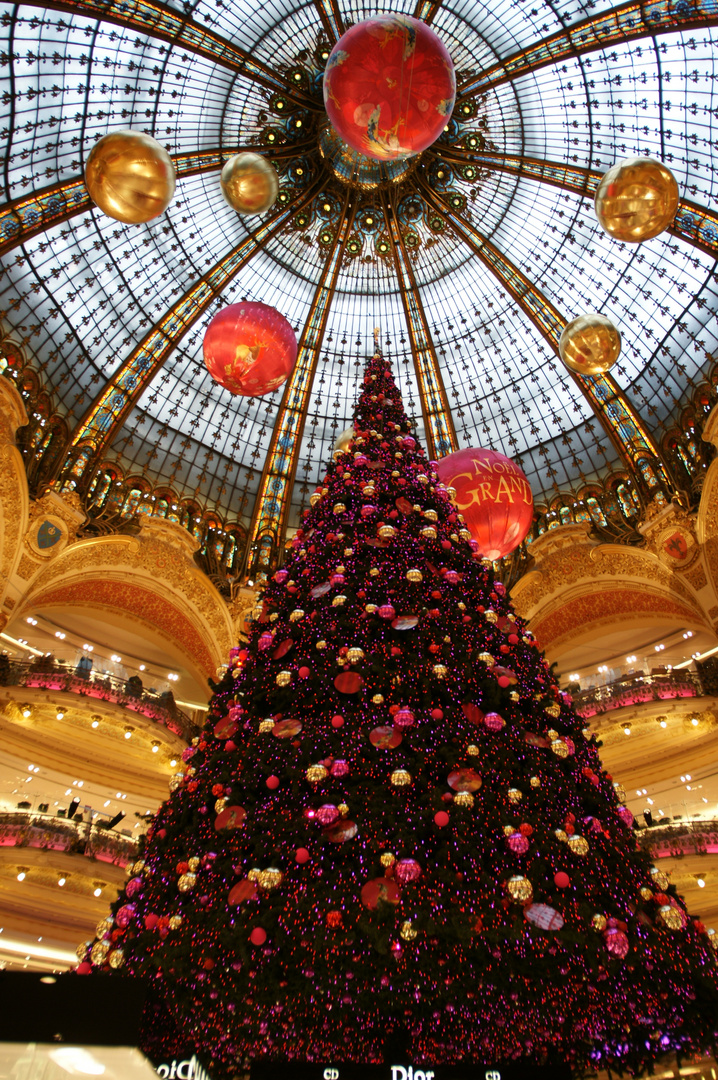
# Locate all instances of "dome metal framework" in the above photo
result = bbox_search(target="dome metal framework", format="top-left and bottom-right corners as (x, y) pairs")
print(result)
(0, 0), (717, 578)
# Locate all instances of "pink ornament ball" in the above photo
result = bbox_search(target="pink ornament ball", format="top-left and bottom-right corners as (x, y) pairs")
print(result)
(331, 714), (344, 728)
(604, 926), (630, 958)
(507, 833), (530, 854)
(203, 301), (297, 397)
(250, 927), (267, 946)
(266, 775), (280, 790)
(296, 847), (310, 863)
(378, 604), (396, 620)
(484, 712), (506, 732)
(434, 810), (450, 827)
(617, 806), (634, 827)
(554, 871), (570, 888)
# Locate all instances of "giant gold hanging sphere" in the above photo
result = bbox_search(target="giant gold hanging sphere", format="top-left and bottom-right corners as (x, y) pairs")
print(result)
(220, 153), (279, 216)
(85, 130), (176, 224)
(558, 313), (622, 376)
(594, 156), (679, 243)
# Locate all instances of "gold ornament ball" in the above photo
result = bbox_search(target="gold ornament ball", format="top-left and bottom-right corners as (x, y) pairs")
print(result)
(640, 886), (653, 901)
(310, 492), (323, 507)
(333, 503), (346, 515)
(594, 156), (679, 243)
(467, 744), (479, 757)
(369, 567), (381, 577)
(169, 773), (184, 792)
(365, 603), (378, 614)
(289, 608), (305, 622)
(132, 860), (146, 874)
(591, 913), (607, 932)
(187, 856), (200, 872)
(507, 875), (533, 903)
(567, 834), (589, 856)
(421, 526), (437, 540)
(551, 739), (569, 759)
(220, 152), (279, 216)
(332, 595), (347, 607)
(334, 425), (355, 452)
(558, 313), (622, 376)
(85, 130), (176, 224)
(96, 916), (114, 937)
(108, 948), (125, 969)
(614, 782), (627, 804)
(400, 920), (418, 941)
(508, 788), (523, 804)
(545, 703), (561, 719)
(347, 647), (365, 664)
(372, 693), (385, 704)
(380, 852), (396, 867)
(657, 904), (683, 930)
(390, 769), (412, 787)
(178, 872), (197, 893)
(169, 914), (183, 930)
(276, 671), (292, 686)
(338, 803), (349, 816)
(650, 867), (670, 890)
(407, 568), (423, 583)
(478, 652), (495, 667)
(530, 776), (541, 788)
(432, 664), (448, 679)
(316, 640), (327, 650)
(306, 764), (328, 783)
(554, 828), (568, 842)
(259, 719), (275, 733)
(379, 525), (397, 540)
(90, 940), (110, 965)
(76, 940), (91, 960)
(423, 509), (438, 522)
(257, 867), (283, 890)
(484, 610), (498, 624)
(454, 791), (475, 808)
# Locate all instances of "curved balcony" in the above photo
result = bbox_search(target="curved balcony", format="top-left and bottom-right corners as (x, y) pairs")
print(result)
(572, 671), (703, 718)
(0, 657), (202, 743)
(0, 810), (139, 867)
(637, 818), (718, 859)
(0, 811), (136, 956)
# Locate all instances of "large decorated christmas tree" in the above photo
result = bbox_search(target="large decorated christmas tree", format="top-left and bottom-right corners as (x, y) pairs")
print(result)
(80, 349), (718, 1077)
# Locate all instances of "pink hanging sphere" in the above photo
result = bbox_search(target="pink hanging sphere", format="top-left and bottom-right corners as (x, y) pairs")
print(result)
(323, 15), (456, 162)
(437, 447), (534, 560)
(203, 302), (297, 397)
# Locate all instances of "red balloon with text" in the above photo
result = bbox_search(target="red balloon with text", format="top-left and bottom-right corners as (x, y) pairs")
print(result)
(203, 302), (297, 397)
(437, 447), (533, 560)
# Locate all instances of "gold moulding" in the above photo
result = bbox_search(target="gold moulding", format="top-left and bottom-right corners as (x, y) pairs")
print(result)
(85, 130), (176, 225)
(220, 152), (279, 216)
(558, 313), (622, 376)
(594, 156), (679, 243)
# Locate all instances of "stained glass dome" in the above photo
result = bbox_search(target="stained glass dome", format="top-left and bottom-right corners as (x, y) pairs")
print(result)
(1, 0), (716, 576)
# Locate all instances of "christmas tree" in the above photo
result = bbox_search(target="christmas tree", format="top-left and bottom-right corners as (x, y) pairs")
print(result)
(80, 348), (718, 1077)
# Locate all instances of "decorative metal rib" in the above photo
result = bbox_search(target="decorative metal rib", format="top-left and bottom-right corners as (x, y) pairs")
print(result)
(379, 190), (459, 460)
(66, 177), (324, 469)
(418, 179), (670, 478)
(412, 0), (444, 23)
(0, 142), (313, 258)
(247, 191), (357, 559)
(312, 0), (344, 43)
(434, 147), (718, 261)
(456, 0), (718, 100)
(19, 0), (318, 108)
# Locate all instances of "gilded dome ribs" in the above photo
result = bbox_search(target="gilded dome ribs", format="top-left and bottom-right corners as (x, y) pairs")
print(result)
(418, 178), (674, 494)
(311, 0), (344, 45)
(456, 0), (718, 100)
(245, 191), (356, 575)
(17, 0), (318, 109)
(379, 187), (458, 461)
(61, 176), (324, 487)
(435, 146), (718, 262)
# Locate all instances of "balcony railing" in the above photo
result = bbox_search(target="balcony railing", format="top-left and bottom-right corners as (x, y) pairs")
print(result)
(0, 810), (139, 867)
(636, 818), (718, 859)
(572, 670), (703, 718)
(0, 657), (201, 743)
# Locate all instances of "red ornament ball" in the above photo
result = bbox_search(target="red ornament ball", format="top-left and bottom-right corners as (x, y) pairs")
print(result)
(250, 927), (267, 946)
(77, 962), (93, 975)
(266, 775), (280, 789)
(203, 302), (297, 397)
(298, 666), (311, 680)
(434, 810), (450, 827)
(437, 447), (534, 560)
(295, 847), (310, 864)
(554, 871), (571, 889)
(323, 15), (455, 163)
(331, 714), (344, 728)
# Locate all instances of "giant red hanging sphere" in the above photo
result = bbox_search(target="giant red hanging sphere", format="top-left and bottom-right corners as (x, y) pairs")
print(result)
(323, 15), (455, 162)
(437, 447), (534, 560)
(203, 302), (297, 397)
